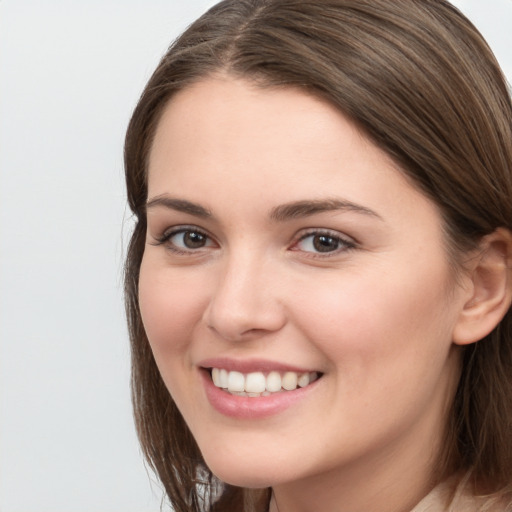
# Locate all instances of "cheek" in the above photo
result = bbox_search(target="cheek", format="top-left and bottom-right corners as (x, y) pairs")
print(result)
(288, 266), (462, 447)
(138, 257), (207, 356)
(293, 263), (458, 376)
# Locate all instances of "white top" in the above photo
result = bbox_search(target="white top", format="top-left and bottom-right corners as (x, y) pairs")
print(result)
(411, 474), (512, 512)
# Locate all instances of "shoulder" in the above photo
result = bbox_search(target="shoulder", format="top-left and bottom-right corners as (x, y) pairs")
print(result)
(411, 474), (512, 512)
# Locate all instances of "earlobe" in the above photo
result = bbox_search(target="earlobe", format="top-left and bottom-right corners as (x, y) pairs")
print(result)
(453, 228), (512, 346)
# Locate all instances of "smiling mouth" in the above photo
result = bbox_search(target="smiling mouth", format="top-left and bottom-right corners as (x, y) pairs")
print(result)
(209, 368), (321, 397)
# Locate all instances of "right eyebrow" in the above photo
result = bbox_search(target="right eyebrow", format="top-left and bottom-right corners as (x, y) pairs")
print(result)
(145, 195), (212, 218)
(269, 198), (382, 222)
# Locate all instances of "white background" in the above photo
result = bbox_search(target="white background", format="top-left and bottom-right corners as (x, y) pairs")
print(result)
(0, 1), (510, 511)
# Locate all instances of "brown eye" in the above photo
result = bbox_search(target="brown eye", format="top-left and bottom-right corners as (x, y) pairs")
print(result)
(312, 235), (340, 253)
(294, 231), (355, 255)
(160, 228), (216, 252)
(182, 231), (208, 249)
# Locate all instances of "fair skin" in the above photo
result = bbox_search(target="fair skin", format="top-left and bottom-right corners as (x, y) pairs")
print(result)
(138, 76), (477, 512)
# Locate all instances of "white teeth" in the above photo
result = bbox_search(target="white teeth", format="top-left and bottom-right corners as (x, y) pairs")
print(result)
(266, 371), (282, 392)
(227, 371), (245, 392)
(282, 371), (298, 391)
(219, 369), (228, 388)
(297, 373), (310, 388)
(210, 368), (320, 396)
(245, 372), (266, 393)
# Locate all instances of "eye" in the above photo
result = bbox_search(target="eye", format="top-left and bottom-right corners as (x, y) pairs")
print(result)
(292, 230), (355, 255)
(173, 230), (210, 249)
(153, 226), (216, 253)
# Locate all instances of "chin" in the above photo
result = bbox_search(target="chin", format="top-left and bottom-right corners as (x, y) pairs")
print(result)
(202, 451), (285, 489)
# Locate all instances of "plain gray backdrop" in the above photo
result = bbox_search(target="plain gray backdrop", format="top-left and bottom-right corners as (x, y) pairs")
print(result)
(0, 1), (510, 511)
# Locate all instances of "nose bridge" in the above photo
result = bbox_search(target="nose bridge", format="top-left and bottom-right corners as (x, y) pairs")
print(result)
(204, 246), (285, 341)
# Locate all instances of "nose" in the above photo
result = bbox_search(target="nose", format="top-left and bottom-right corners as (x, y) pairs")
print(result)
(202, 252), (287, 342)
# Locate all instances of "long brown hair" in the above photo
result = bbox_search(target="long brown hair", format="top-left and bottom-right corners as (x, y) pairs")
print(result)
(124, 1), (512, 510)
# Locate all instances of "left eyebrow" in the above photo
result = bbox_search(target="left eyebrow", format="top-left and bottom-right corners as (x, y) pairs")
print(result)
(269, 198), (382, 222)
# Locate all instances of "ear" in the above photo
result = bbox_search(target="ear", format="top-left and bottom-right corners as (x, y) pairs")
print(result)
(453, 228), (512, 346)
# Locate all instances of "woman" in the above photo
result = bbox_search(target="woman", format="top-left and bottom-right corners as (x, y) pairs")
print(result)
(124, 1), (512, 511)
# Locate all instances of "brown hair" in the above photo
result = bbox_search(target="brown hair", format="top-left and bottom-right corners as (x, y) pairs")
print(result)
(124, 1), (512, 510)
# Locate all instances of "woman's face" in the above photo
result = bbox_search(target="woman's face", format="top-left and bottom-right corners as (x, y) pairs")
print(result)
(139, 77), (470, 492)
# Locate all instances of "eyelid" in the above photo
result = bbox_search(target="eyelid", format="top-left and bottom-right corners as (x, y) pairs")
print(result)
(151, 224), (217, 252)
(290, 228), (357, 256)
(150, 225), (356, 257)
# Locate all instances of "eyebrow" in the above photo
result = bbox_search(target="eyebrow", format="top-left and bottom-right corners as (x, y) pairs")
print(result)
(145, 195), (212, 218)
(269, 198), (382, 222)
(145, 195), (382, 222)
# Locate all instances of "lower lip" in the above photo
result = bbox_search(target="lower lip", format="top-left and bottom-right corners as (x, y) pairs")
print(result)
(201, 370), (319, 419)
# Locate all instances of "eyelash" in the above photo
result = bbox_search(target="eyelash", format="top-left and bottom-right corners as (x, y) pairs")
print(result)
(151, 226), (215, 255)
(291, 229), (356, 257)
(151, 226), (356, 257)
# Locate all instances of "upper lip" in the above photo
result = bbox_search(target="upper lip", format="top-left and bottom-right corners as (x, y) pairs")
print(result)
(198, 357), (319, 374)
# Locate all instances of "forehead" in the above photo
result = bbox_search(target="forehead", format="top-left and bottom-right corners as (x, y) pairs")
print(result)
(150, 78), (391, 185)
(147, 76), (438, 228)
(150, 77), (361, 160)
